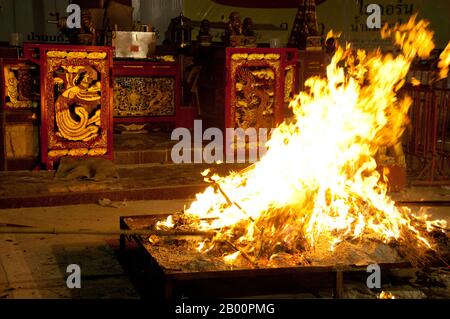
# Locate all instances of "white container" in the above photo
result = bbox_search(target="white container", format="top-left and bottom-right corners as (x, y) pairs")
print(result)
(112, 31), (157, 59)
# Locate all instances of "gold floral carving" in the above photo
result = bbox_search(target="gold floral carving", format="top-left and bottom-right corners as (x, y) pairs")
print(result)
(67, 52), (88, 59)
(87, 148), (107, 156)
(47, 51), (68, 58)
(264, 53), (280, 60)
(247, 53), (265, 60)
(48, 150), (69, 157)
(114, 77), (175, 117)
(48, 148), (107, 158)
(68, 148), (89, 156)
(86, 52), (107, 60)
(232, 53), (248, 61)
(231, 53), (280, 62)
(47, 51), (107, 60)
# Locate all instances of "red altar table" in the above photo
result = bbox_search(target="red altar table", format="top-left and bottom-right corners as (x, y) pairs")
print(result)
(112, 59), (182, 128)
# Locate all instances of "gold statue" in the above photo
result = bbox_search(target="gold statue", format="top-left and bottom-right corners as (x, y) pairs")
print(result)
(77, 10), (97, 45)
(243, 17), (257, 47)
(227, 12), (243, 36)
(242, 17), (255, 37)
(197, 19), (212, 46)
(224, 12), (245, 47)
(56, 9), (97, 45)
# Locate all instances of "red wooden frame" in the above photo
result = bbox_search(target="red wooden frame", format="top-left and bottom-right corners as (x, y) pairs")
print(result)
(225, 47), (299, 131)
(23, 43), (114, 170)
(112, 60), (181, 126)
(1, 57), (40, 170)
(1, 58), (39, 111)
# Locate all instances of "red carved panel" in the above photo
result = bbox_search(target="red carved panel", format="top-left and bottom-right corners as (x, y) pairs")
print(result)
(225, 48), (298, 158)
(2, 59), (39, 111)
(1, 58), (40, 171)
(24, 44), (114, 170)
(112, 60), (182, 126)
(226, 48), (298, 131)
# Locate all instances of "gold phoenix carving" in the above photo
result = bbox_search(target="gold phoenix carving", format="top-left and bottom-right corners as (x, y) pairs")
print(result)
(54, 65), (102, 142)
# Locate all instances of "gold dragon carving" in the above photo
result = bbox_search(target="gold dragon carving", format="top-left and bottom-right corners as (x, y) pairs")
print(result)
(284, 66), (294, 103)
(231, 53), (281, 129)
(235, 66), (275, 129)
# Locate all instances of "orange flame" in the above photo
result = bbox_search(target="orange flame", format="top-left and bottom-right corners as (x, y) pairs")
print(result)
(438, 42), (450, 80)
(159, 16), (448, 264)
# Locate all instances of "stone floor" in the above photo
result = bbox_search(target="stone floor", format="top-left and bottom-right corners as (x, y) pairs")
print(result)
(113, 132), (178, 165)
(0, 163), (248, 208)
(0, 157), (449, 299)
(0, 198), (448, 299)
(3, 131), (450, 209)
(0, 200), (185, 298)
(114, 132), (177, 152)
(2, 160), (450, 209)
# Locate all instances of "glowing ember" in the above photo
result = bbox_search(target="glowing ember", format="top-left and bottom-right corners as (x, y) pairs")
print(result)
(410, 77), (421, 86)
(158, 215), (175, 228)
(378, 291), (395, 299)
(158, 16), (449, 267)
(223, 251), (240, 264)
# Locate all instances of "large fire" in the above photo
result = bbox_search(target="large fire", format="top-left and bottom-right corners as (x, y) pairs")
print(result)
(158, 16), (449, 267)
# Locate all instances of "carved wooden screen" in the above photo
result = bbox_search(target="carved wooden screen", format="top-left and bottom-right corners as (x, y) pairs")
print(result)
(114, 76), (176, 117)
(225, 48), (298, 159)
(24, 44), (114, 170)
(226, 48), (298, 130)
(1, 59), (40, 170)
(2, 62), (39, 110)
(112, 60), (181, 128)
